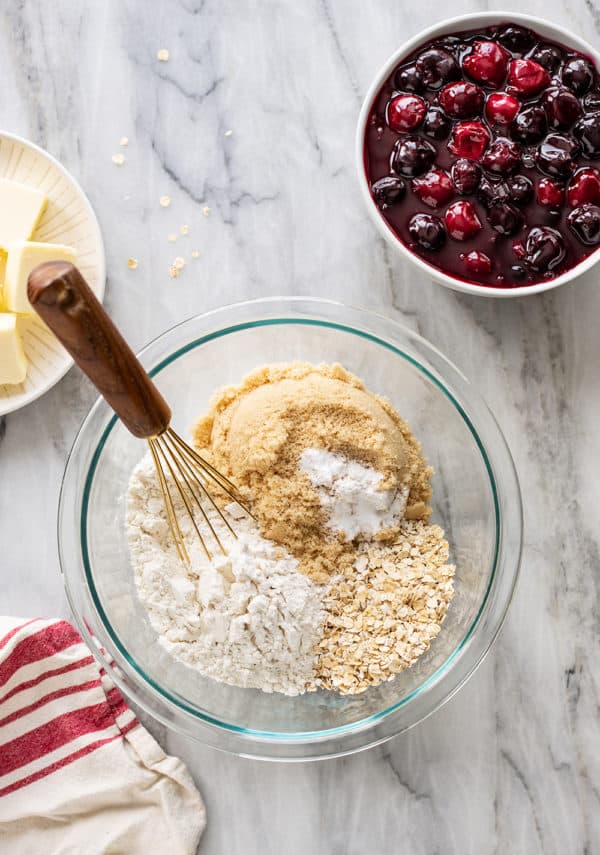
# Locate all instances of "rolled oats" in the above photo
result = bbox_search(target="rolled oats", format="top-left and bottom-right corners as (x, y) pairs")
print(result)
(315, 520), (455, 694)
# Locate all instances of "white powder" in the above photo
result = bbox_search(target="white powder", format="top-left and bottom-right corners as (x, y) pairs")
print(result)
(299, 448), (409, 540)
(126, 453), (324, 696)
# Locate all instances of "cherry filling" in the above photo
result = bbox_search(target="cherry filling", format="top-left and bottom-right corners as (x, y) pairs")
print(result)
(364, 22), (600, 287)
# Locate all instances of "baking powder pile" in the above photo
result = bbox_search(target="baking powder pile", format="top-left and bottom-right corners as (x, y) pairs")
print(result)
(299, 447), (409, 540)
(127, 362), (455, 696)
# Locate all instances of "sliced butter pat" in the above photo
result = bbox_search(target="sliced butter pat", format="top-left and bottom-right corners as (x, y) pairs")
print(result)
(0, 179), (47, 245)
(0, 249), (7, 310)
(4, 241), (77, 314)
(0, 313), (27, 385)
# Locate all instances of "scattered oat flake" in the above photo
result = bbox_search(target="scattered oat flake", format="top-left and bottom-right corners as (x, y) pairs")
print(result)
(174, 256), (185, 270)
(180, 224), (189, 235)
(224, 129), (233, 137)
(191, 249), (200, 258)
(112, 153), (125, 165)
(120, 136), (129, 147)
(128, 258), (138, 269)
(159, 195), (171, 208)
(167, 233), (177, 243)
(169, 265), (180, 279)
(202, 206), (210, 217)
(157, 48), (169, 62)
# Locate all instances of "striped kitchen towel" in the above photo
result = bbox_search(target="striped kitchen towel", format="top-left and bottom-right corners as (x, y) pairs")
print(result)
(0, 617), (206, 855)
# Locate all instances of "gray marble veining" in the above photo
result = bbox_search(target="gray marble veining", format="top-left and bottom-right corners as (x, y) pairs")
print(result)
(1, 1), (600, 852)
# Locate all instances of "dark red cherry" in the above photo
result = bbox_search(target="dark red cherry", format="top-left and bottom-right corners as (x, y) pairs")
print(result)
(536, 178), (564, 207)
(567, 204), (600, 245)
(583, 91), (600, 113)
(438, 36), (462, 56)
(567, 168), (600, 207)
(444, 200), (482, 240)
(408, 212), (446, 249)
(392, 135), (436, 177)
(411, 169), (454, 208)
(416, 47), (460, 90)
(422, 106), (452, 140)
(388, 94), (427, 132)
(507, 174), (533, 205)
(530, 45), (563, 75)
(463, 40), (510, 87)
(511, 106), (547, 144)
(508, 58), (551, 96)
(542, 86), (582, 129)
(536, 134), (580, 178)
(562, 56), (594, 95)
(371, 175), (406, 206)
(394, 64), (425, 93)
(573, 112), (600, 158)
(451, 159), (481, 195)
(462, 250), (492, 275)
(439, 81), (484, 119)
(524, 226), (566, 272)
(497, 25), (535, 54)
(482, 138), (522, 175)
(485, 93), (520, 126)
(487, 202), (523, 235)
(477, 176), (510, 209)
(448, 121), (490, 160)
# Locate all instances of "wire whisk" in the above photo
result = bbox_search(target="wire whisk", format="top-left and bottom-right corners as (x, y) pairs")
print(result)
(148, 426), (253, 563)
(28, 261), (252, 564)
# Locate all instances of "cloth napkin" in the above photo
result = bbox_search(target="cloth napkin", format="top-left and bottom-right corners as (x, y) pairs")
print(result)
(0, 617), (206, 855)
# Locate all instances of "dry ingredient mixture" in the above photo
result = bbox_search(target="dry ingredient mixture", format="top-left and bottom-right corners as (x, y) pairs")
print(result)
(127, 362), (455, 696)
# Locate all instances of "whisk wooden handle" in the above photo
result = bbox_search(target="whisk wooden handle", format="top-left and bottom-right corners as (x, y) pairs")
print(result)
(28, 262), (172, 438)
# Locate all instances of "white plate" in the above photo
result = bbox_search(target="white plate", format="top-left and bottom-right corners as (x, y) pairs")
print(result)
(0, 132), (105, 415)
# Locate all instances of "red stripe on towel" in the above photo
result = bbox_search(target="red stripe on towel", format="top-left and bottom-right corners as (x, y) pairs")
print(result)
(0, 701), (116, 776)
(0, 621), (81, 688)
(0, 619), (40, 651)
(105, 686), (129, 718)
(0, 656), (95, 705)
(0, 679), (102, 729)
(0, 732), (122, 798)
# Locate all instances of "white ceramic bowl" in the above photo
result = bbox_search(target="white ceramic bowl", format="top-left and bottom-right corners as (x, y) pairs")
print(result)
(356, 12), (600, 298)
(0, 132), (105, 415)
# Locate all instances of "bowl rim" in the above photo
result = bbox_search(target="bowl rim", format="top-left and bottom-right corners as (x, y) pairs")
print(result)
(59, 297), (523, 759)
(355, 11), (600, 298)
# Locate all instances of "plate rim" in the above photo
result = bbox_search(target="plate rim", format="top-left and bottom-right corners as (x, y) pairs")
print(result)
(0, 130), (106, 417)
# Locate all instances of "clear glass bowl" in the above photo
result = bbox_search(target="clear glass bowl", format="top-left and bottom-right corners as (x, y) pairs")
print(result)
(59, 298), (522, 760)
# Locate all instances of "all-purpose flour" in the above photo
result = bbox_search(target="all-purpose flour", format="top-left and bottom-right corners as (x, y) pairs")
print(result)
(127, 453), (324, 696)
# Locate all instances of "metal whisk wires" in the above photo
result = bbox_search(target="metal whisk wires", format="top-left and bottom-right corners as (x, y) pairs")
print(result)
(148, 427), (253, 564)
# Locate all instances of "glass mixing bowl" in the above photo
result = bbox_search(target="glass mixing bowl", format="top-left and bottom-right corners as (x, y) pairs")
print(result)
(59, 298), (522, 760)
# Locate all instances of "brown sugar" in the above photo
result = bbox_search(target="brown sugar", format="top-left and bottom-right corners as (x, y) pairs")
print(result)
(193, 362), (433, 583)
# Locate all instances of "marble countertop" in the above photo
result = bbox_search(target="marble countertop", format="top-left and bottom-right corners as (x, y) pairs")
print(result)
(2, 0), (600, 852)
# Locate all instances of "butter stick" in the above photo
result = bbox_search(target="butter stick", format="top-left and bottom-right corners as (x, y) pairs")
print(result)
(5, 241), (77, 314)
(0, 178), (47, 246)
(0, 249), (7, 310)
(0, 313), (27, 385)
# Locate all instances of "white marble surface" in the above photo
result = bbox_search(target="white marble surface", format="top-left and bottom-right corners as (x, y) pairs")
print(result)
(2, 0), (600, 852)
